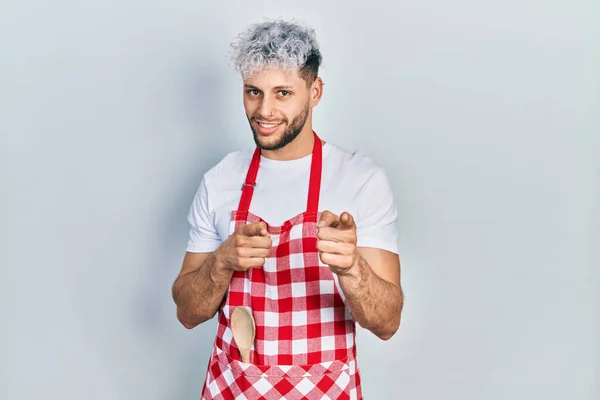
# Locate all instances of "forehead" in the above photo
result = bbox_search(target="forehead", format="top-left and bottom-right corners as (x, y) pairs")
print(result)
(243, 67), (306, 89)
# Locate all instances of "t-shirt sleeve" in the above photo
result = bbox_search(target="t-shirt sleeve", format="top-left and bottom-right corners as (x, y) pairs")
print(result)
(355, 167), (399, 254)
(186, 175), (223, 253)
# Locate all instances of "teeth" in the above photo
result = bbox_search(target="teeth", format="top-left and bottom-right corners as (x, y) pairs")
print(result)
(259, 122), (279, 128)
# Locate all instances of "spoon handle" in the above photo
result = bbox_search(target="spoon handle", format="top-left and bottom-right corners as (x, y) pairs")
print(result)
(240, 349), (251, 364)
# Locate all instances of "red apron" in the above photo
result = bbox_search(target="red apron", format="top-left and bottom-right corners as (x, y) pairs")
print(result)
(201, 132), (362, 400)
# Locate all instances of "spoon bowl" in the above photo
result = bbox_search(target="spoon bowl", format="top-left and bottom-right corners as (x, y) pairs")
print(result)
(230, 306), (256, 363)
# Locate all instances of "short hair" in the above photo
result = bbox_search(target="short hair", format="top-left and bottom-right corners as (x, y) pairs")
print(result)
(230, 19), (322, 84)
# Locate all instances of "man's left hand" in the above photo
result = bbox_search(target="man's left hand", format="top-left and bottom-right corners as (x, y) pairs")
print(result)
(316, 210), (360, 276)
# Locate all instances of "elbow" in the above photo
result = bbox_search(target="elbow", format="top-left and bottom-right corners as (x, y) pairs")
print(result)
(376, 330), (395, 341)
(362, 322), (397, 341)
(377, 333), (394, 341)
(180, 319), (198, 330)
(176, 308), (214, 330)
(375, 323), (400, 341)
(176, 310), (199, 329)
(374, 313), (402, 341)
(378, 293), (404, 340)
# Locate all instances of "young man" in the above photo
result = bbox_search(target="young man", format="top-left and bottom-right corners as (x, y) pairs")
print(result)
(172, 20), (404, 400)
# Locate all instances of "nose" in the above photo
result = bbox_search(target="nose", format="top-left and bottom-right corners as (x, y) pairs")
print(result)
(257, 96), (276, 120)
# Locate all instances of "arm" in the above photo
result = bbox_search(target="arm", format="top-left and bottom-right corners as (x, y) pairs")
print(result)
(337, 247), (403, 340)
(316, 211), (404, 340)
(173, 173), (235, 329)
(172, 251), (233, 329)
(172, 222), (271, 329)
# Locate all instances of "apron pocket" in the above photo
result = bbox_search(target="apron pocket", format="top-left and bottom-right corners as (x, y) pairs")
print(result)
(206, 347), (354, 400)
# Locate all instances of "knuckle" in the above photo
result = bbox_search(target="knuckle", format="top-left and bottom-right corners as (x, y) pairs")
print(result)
(320, 229), (332, 239)
(343, 232), (355, 242)
(251, 258), (264, 268)
(238, 258), (247, 267)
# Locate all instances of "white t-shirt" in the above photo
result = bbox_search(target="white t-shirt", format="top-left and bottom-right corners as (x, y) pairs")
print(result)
(187, 142), (399, 254)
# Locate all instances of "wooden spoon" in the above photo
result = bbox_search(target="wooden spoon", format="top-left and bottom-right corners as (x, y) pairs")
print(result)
(230, 306), (256, 363)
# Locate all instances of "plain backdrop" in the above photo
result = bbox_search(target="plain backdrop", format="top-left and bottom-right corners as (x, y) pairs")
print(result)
(1, 1), (598, 399)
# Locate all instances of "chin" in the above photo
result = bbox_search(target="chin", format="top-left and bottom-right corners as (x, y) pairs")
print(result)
(255, 135), (283, 150)
(252, 125), (286, 149)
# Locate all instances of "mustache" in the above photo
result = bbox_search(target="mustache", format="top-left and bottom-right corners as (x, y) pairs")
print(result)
(251, 115), (287, 123)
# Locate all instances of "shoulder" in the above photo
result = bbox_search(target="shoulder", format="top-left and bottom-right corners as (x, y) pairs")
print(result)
(325, 143), (387, 184)
(202, 149), (254, 189)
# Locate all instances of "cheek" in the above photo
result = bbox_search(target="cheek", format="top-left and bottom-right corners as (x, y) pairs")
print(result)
(280, 103), (303, 120)
(243, 99), (256, 116)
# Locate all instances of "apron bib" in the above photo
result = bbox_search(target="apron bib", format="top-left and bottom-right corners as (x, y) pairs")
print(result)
(201, 132), (362, 400)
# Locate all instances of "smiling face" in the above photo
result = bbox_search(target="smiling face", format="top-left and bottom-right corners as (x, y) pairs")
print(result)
(243, 68), (319, 152)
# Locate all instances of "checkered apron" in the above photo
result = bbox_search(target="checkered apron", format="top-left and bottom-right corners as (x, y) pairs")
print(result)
(200, 132), (362, 400)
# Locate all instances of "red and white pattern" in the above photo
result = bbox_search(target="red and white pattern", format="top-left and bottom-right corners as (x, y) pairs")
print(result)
(201, 132), (362, 400)
(204, 346), (357, 400)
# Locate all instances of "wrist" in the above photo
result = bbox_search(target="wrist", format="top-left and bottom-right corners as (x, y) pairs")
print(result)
(211, 248), (233, 281)
(335, 253), (363, 280)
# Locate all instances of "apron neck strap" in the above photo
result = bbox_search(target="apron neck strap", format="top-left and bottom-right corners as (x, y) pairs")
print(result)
(238, 131), (322, 214)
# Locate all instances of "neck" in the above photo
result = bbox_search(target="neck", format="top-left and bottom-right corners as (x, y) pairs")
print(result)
(260, 121), (323, 161)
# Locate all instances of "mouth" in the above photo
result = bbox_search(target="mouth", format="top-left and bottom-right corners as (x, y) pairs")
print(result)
(254, 120), (283, 135)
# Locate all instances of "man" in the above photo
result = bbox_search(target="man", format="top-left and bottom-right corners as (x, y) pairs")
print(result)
(172, 20), (404, 400)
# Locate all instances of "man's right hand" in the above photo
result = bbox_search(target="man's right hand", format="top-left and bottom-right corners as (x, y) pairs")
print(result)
(216, 222), (272, 272)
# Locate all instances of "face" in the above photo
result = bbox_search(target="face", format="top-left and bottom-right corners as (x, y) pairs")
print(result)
(243, 68), (316, 151)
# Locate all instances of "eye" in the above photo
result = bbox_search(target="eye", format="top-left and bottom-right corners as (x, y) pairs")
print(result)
(246, 89), (261, 96)
(278, 90), (291, 97)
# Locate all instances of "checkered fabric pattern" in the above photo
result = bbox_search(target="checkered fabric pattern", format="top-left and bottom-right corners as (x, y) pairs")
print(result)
(200, 131), (362, 399)
(200, 211), (362, 399)
(202, 346), (359, 400)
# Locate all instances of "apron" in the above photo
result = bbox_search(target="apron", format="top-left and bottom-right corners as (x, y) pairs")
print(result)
(201, 131), (362, 400)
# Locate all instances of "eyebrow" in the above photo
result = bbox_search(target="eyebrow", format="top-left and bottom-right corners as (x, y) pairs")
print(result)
(244, 84), (295, 91)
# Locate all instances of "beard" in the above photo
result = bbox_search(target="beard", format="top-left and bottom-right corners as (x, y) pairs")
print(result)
(248, 102), (310, 151)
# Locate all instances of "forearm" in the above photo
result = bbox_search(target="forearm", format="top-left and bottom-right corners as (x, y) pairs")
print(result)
(172, 251), (233, 328)
(338, 256), (403, 340)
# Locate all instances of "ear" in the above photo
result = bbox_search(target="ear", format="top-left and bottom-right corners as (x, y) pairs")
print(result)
(310, 77), (324, 107)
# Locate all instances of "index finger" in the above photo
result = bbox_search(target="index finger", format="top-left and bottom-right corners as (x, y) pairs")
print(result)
(241, 221), (268, 237)
(318, 210), (340, 228)
(339, 212), (356, 231)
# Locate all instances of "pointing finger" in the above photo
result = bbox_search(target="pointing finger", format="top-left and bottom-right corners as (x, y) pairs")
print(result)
(242, 221), (268, 237)
(318, 210), (340, 228)
(339, 212), (356, 231)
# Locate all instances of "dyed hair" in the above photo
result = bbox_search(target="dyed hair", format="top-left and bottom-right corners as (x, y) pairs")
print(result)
(230, 20), (322, 85)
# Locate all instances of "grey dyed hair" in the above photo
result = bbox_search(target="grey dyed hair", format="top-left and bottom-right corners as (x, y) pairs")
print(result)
(230, 20), (322, 83)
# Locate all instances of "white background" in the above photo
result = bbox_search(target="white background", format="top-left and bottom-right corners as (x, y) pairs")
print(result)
(1, 1), (598, 399)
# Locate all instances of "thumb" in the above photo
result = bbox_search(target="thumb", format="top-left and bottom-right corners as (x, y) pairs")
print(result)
(243, 221), (268, 237)
(339, 212), (356, 231)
